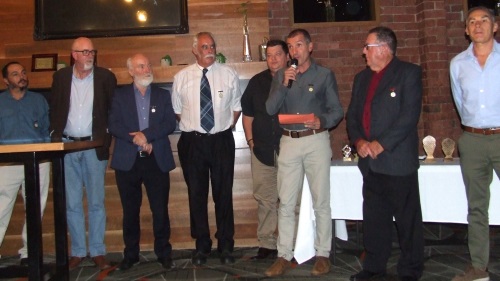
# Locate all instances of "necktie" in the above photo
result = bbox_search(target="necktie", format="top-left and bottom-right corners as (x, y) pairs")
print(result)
(200, 68), (214, 132)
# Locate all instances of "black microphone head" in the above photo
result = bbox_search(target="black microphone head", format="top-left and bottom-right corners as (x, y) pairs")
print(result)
(290, 59), (298, 67)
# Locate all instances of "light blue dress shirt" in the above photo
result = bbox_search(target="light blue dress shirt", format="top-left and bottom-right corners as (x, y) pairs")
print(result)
(450, 40), (500, 128)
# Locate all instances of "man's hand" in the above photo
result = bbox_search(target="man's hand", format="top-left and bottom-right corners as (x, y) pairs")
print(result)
(141, 143), (153, 155)
(356, 139), (384, 159)
(304, 116), (321, 130)
(282, 65), (298, 87)
(129, 131), (148, 147)
(368, 140), (384, 159)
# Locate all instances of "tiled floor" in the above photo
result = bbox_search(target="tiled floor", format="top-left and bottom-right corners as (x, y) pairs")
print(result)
(1, 224), (499, 280)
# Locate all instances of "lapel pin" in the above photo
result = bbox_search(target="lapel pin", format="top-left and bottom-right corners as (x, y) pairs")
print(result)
(308, 84), (314, 92)
(390, 87), (396, 97)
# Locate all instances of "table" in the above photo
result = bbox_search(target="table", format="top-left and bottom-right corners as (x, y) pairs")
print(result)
(0, 140), (102, 281)
(294, 159), (500, 264)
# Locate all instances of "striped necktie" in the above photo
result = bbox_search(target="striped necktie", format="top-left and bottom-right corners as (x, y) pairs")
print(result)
(200, 68), (214, 132)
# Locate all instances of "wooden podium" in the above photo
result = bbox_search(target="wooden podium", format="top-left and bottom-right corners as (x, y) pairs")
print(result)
(0, 140), (103, 281)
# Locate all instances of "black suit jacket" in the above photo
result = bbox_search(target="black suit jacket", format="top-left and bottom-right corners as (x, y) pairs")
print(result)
(346, 57), (422, 177)
(50, 66), (117, 160)
(109, 84), (176, 173)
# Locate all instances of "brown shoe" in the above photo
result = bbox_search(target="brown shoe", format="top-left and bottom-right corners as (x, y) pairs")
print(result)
(311, 256), (330, 276)
(92, 255), (111, 270)
(264, 257), (291, 277)
(68, 256), (85, 270)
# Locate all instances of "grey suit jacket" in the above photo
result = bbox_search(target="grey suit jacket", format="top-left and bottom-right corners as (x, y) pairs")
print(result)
(346, 57), (422, 177)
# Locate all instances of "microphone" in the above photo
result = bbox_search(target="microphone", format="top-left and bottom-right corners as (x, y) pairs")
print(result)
(287, 59), (298, 88)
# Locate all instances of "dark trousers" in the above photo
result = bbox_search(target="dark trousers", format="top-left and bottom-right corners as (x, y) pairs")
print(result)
(362, 170), (424, 279)
(115, 153), (172, 260)
(178, 129), (235, 253)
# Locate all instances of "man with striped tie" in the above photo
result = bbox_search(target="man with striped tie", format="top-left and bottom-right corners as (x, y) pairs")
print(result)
(172, 31), (242, 266)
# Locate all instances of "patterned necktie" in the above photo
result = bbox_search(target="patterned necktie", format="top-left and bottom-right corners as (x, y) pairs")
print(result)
(200, 68), (214, 132)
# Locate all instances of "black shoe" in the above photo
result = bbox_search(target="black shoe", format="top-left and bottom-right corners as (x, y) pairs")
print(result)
(118, 258), (139, 271)
(157, 257), (176, 270)
(191, 251), (208, 266)
(251, 247), (278, 260)
(350, 270), (386, 281)
(219, 250), (235, 264)
(20, 258), (29, 266)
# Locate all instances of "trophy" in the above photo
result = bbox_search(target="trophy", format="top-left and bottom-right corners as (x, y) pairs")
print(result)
(342, 144), (352, 161)
(422, 135), (436, 162)
(442, 138), (455, 161)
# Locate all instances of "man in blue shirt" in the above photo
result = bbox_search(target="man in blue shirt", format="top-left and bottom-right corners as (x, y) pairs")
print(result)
(0, 62), (50, 265)
(450, 6), (500, 281)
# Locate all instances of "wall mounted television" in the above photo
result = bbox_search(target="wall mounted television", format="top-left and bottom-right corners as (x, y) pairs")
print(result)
(34, 0), (188, 40)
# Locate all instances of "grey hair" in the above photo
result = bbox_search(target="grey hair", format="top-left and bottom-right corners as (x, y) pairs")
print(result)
(126, 57), (133, 70)
(193, 32), (216, 48)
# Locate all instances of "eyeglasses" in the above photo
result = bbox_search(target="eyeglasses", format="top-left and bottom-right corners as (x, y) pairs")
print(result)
(363, 43), (383, 50)
(73, 49), (97, 56)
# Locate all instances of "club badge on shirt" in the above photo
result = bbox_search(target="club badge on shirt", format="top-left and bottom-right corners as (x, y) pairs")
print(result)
(390, 87), (396, 98)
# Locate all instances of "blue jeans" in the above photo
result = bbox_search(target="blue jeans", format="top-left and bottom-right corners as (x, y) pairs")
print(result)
(64, 149), (107, 257)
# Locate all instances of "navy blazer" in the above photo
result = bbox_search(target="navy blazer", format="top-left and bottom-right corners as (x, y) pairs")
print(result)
(109, 84), (176, 173)
(346, 57), (422, 177)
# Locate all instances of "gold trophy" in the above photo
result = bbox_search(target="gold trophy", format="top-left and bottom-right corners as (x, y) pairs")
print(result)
(342, 144), (352, 161)
(422, 135), (436, 163)
(441, 138), (455, 161)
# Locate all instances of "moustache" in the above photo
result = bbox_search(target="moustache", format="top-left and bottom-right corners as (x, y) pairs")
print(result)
(19, 79), (28, 84)
(204, 54), (215, 59)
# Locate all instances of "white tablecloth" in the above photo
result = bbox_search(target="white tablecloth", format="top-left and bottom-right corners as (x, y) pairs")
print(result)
(294, 159), (500, 264)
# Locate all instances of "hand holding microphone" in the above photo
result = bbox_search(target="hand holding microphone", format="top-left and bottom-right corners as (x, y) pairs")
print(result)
(286, 59), (298, 88)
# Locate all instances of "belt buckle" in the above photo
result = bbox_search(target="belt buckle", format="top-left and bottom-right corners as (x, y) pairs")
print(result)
(139, 151), (147, 158)
(290, 131), (300, 138)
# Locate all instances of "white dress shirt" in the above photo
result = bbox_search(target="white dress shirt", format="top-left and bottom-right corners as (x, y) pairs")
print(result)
(172, 62), (242, 133)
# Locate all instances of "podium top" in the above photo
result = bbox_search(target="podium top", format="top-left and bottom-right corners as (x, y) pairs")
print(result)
(0, 140), (103, 154)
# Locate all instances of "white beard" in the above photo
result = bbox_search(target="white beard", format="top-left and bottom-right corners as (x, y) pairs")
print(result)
(136, 75), (154, 87)
(83, 61), (94, 71)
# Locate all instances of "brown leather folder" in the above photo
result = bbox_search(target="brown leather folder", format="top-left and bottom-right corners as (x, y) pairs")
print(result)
(278, 113), (314, 124)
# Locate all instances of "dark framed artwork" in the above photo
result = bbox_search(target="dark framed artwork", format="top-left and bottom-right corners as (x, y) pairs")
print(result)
(34, 0), (189, 40)
(31, 54), (58, 72)
(464, 0), (500, 16)
(291, 0), (378, 24)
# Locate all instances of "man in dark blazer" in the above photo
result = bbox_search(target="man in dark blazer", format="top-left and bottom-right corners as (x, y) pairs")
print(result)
(109, 53), (177, 271)
(346, 27), (424, 281)
(50, 37), (116, 270)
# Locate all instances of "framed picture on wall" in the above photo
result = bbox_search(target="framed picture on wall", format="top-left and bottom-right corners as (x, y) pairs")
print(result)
(31, 54), (58, 72)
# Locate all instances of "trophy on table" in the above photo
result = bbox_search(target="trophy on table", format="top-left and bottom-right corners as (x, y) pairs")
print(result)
(342, 144), (352, 161)
(422, 135), (436, 163)
(441, 138), (455, 161)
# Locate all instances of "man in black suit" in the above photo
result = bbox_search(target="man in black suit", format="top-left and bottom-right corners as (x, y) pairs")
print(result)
(109, 53), (177, 271)
(346, 26), (424, 281)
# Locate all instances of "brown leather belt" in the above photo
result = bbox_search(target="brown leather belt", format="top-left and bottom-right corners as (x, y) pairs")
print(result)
(463, 126), (500, 135)
(282, 128), (326, 138)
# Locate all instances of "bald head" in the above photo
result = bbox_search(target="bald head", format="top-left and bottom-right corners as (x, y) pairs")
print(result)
(71, 37), (95, 72)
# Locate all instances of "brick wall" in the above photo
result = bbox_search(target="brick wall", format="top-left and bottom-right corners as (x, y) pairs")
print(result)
(268, 0), (497, 159)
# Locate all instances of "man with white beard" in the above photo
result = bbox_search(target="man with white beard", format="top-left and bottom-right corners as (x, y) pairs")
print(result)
(50, 37), (116, 270)
(109, 53), (177, 271)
